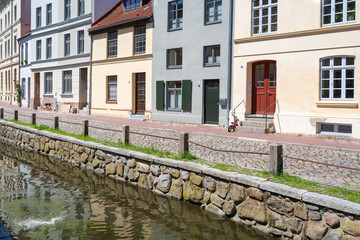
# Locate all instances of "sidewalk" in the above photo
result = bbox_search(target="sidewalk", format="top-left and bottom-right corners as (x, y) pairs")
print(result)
(1, 102), (360, 150)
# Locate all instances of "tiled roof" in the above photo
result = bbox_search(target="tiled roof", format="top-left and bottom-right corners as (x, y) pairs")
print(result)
(90, 0), (152, 32)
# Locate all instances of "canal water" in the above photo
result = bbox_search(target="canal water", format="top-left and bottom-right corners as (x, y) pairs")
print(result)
(0, 141), (271, 240)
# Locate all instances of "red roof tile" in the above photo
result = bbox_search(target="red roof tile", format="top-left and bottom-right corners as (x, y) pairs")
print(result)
(90, 0), (152, 32)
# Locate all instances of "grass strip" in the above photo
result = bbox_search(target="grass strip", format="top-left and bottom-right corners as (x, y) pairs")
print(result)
(4, 119), (360, 204)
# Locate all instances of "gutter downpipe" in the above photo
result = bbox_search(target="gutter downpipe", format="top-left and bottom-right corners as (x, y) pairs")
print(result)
(88, 34), (92, 116)
(226, 0), (234, 128)
(10, 0), (13, 105)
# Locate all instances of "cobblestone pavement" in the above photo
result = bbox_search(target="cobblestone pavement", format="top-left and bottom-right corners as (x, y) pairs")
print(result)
(1, 103), (359, 191)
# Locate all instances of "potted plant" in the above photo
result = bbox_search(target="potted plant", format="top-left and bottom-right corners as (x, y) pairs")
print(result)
(20, 60), (24, 65)
(24, 59), (28, 64)
(14, 80), (22, 107)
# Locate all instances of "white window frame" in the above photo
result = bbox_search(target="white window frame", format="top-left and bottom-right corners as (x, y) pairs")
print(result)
(134, 25), (146, 55)
(44, 72), (53, 95)
(252, 0), (278, 35)
(78, 0), (85, 16)
(46, 3), (52, 25)
(46, 38), (52, 59)
(107, 76), (117, 101)
(65, 0), (71, 20)
(36, 40), (41, 60)
(107, 32), (118, 58)
(78, 30), (84, 54)
(64, 34), (70, 56)
(62, 71), (72, 94)
(322, 0), (356, 26)
(167, 81), (182, 111)
(320, 56), (355, 100)
(318, 123), (352, 135)
(36, 7), (41, 28)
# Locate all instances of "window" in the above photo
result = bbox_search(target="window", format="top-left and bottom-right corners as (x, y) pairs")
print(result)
(5, 42), (7, 58)
(204, 45), (220, 66)
(167, 81), (182, 110)
(21, 78), (25, 98)
(319, 123), (352, 134)
(78, 30), (84, 54)
(5, 14), (7, 28)
(46, 38), (52, 59)
(134, 26), (146, 55)
(62, 71), (72, 94)
(65, 0), (71, 20)
(1, 19), (2, 32)
(323, 0), (356, 25)
(20, 44), (23, 61)
(205, 0), (222, 24)
(167, 48), (182, 69)
(108, 32), (117, 58)
(13, 36), (16, 53)
(25, 43), (28, 60)
(46, 4), (52, 25)
(252, 0), (277, 35)
(168, 1), (183, 31)
(107, 76), (117, 101)
(7, 12), (10, 26)
(78, 0), (85, 16)
(64, 34), (70, 56)
(124, 0), (141, 11)
(321, 56), (355, 100)
(14, 5), (17, 21)
(36, 40), (41, 60)
(36, 7), (41, 28)
(44, 72), (53, 94)
(7, 39), (10, 56)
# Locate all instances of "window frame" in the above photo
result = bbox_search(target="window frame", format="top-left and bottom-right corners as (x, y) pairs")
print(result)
(64, 34), (71, 57)
(252, 0), (278, 35)
(36, 7), (41, 28)
(44, 72), (53, 95)
(62, 71), (72, 94)
(36, 40), (41, 60)
(46, 3), (52, 25)
(78, 30), (84, 54)
(205, 0), (222, 25)
(107, 76), (118, 102)
(13, 36), (16, 53)
(46, 38), (52, 59)
(320, 56), (355, 101)
(124, 0), (142, 11)
(14, 5), (17, 21)
(78, 0), (85, 16)
(168, 0), (183, 31)
(322, 0), (356, 26)
(107, 31), (118, 58)
(65, 0), (71, 20)
(204, 45), (221, 67)
(167, 48), (183, 69)
(134, 25), (146, 55)
(166, 81), (182, 111)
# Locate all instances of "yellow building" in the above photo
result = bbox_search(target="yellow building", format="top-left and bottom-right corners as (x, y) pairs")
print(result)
(89, 0), (153, 119)
(233, 0), (360, 138)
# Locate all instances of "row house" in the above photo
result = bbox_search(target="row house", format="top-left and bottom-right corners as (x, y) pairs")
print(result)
(233, 0), (360, 138)
(0, 0), (26, 105)
(89, 0), (153, 119)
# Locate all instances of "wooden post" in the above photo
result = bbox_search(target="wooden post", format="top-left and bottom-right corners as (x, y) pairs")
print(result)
(82, 120), (89, 136)
(14, 110), (18, 121)
(179, 132), (189, 152)
(54, 116), (59, 129)
(31, 113), (36, 125)
(0, 108), (3, 119)
(122, 125), (129, 144)
(269, 144), (283, 175)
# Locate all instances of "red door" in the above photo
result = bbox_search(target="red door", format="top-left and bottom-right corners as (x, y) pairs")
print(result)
(252, 61), (277, 115)
(135, 73), (146, 114)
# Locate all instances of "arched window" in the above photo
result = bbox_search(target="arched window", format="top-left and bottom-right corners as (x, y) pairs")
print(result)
(320, 56), (355, 100)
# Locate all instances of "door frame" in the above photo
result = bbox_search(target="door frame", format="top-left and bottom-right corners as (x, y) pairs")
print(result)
(34, 73), (40, 110)
(203, 79), (220, 125)
(133, 72), (146, 115)
(251, 60), (277, 115)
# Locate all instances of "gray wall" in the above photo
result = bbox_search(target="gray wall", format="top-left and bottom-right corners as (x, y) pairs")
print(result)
(151, 0), (230, 126)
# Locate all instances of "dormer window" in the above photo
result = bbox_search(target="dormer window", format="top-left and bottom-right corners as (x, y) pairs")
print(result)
(125, 0), (142, 11)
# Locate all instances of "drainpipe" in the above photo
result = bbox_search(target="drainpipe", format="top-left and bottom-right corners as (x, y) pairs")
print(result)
(226, 0), (234, 128)
(88, 34), (92, 115)
(10, 0), (13, 105)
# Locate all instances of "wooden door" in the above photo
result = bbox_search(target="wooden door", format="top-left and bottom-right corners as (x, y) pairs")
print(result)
(135, 73), (145, 114)
(34, 73), (40, 110)
(252, 61), (277, 115)
(204, 80), (219, 125)
(27, 78), (31, 108)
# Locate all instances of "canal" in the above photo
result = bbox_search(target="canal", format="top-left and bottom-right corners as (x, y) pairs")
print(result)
(0, 141), (271, 240)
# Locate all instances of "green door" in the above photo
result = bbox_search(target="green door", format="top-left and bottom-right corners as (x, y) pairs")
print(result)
(204, 80), (219, 125)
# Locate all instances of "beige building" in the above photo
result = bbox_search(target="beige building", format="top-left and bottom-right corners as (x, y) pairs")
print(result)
(89, 0), (153, 119)
(233, 0), (360, 138)
(0, 0), (25, 106)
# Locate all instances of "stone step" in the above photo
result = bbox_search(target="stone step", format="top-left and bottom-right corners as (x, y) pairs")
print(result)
(235, 126), (268, 133)
(240, 120), (273, 128)
(130, 115), (146, 121)
(78, 108), (89, 115)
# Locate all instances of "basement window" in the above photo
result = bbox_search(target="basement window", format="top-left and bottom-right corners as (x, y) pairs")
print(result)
(318, 123), (352, 135)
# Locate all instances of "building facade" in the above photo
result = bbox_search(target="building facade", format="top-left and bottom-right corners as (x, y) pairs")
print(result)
(0, 0), (25, 106)
(233, 0), (360, 138)
(151, 0), (231, 126)
(89, 0), (153, 119)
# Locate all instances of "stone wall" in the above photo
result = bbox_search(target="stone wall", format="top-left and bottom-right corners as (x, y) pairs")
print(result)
(0, 120), (359, 240)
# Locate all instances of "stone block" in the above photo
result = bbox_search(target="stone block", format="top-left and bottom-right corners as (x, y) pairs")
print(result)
(215, 181), (229, 199)
(203, 176), (216, 192)
(260, 181), (307, 200)
(169, 169), (180, 178)
(105, 163), (116, 175)
(127, 159), (137, 168)
(294, 203), (308, 220)
(136, 162), (150, 173)
(205, 203), (226, 218)
(247, 187), (264, 201)
(267, 196), (294, 216)
(154, 174), (172, 193)
(324, 212), (340, 228)
(228, 184), (246, 204)
(304, 221), (328, 240)
(237, 198), (267, 224)
(222, 201), (236, 217)
(95, 150), (105, 160)
(309, 210), (322, 221)
(189, 173), (203, 186)
(80, 153), (88, 163)
(169, 178), (183, 200)
(211, 193), (225, 208)
(183, 181), (205, 204)
(150, 165), (161, 176)
(138, 173), (152, 190)
(341, 218), (360, 237)
(268, 209), (287, 231)
(116, 161), (124, 177)
(286, 217), (303, 234)
(230, 174), (266, 188)
(128, 169), (140, 181)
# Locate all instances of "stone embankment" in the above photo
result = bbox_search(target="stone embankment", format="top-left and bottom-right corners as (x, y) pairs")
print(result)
(0, 120), (359, 240)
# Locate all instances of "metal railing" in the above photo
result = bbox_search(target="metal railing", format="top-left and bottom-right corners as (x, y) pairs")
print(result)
(262, 99), (278, 133)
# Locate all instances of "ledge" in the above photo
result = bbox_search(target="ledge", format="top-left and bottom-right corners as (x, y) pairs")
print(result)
(315, 101), (358, 108)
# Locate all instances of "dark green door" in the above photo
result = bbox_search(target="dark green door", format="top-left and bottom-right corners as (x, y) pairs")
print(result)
(204, 80), (219, 125)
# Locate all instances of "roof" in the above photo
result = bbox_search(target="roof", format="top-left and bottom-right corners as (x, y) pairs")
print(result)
(89, 0), (152, 34)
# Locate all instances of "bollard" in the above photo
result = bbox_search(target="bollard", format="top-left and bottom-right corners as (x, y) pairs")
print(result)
(0, 108), (3, 119)
(54, 116), (59, 129)
(122, 125), (129, 144)
(31, 113), (36, 125)
(14, 110), (18, 121)
(179, 132), (189, 152)
(82, 120), (89, 136)
(269, 144), (283, 175)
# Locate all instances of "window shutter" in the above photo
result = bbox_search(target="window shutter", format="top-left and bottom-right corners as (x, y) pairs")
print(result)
(156, 81), (165, 110)
(182, 80), (192, 112)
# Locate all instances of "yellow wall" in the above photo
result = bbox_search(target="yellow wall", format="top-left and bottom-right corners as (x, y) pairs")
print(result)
(91, 23), (153, 119)
(233, 0), (360, 138)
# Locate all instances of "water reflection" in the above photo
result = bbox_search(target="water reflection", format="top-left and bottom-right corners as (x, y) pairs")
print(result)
(0, 142), (271, 240)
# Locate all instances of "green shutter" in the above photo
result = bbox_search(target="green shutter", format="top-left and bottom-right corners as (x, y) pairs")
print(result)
(182, 80), (192, 112)
(156, 81), (165, 110)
